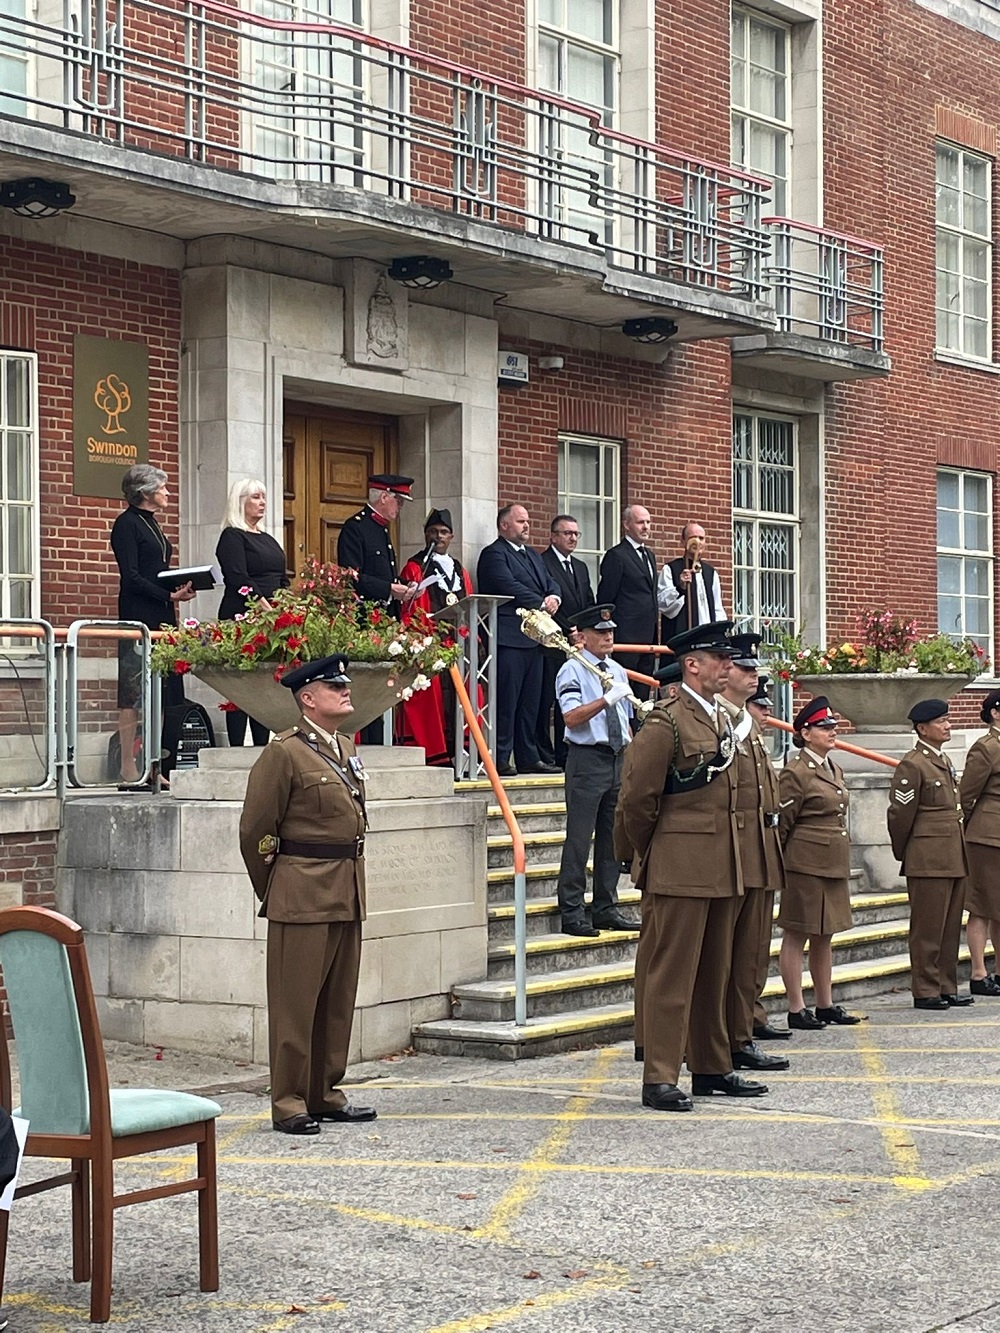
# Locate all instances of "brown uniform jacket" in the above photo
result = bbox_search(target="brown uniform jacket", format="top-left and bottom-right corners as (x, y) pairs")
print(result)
(239, 718), (367, 923)
(618, 690), (742, 899)
(887, 743), (967, 877)
(960, 729), (1000, 847)
(778, 750), (851, 879)
(734, 715), (785, 891)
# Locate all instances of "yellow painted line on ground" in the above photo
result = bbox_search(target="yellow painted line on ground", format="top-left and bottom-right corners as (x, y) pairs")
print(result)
(475, 1046), (621, 1243)
(422, 1268), (629, 1333)
(851, 1025), (930, 1190)
(225, 1181), (467, 1235)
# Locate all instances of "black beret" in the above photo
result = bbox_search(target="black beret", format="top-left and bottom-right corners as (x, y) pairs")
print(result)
(980, 690), (1000, 725)
(908, 698), (949, 726)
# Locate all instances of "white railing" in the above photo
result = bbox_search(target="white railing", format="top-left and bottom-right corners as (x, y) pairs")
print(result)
(764, 218), (885, 351)
(0, 0), (772, 298)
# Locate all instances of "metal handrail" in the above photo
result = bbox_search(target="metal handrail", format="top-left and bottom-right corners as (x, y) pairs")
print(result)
(762, 217), (885, 350)
(0, 0), (772, 296)
(449, 664), (528, 1026)
(0, 619), (57, 792)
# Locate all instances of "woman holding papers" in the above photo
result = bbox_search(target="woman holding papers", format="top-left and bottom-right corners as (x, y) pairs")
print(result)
(396, 508), (473, 766)
(216, 477), (290, 746)
(110, 464), (195, 784)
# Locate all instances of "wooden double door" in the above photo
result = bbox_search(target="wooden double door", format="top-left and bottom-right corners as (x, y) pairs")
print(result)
(282, 407), (398, 578)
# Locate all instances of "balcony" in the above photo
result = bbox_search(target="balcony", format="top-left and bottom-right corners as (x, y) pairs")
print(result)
(732, 219), (891, 381)
(0, 0), (777, 342)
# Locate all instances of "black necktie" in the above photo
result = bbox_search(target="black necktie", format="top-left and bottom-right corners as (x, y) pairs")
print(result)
(564, 558), (580, 598)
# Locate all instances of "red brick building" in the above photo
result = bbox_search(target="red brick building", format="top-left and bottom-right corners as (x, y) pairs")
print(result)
(1, 0), (999, 752)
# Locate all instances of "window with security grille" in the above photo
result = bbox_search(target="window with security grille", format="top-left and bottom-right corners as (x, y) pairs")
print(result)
(249, 0), (365, 182)
(0, 352), (39, 618)
(731, 7), (790, 216)
(936, 143), (992, 362)
(537, 0), (619, 243)
(937, 467), (993, 657)
(557, 434), (621, 586)
(732, 412), (798, 643)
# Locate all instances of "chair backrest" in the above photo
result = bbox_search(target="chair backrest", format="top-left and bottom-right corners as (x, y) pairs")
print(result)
(0, 908), (104, 1136)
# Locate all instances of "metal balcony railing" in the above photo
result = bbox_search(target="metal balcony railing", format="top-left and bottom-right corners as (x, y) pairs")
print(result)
(0, 0), (771, 298)
(764, 218), (885, 351)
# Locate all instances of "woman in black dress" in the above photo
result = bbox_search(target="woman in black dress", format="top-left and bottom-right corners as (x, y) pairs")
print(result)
(216, 477), (290, 745)
(110, 464), (196, 782)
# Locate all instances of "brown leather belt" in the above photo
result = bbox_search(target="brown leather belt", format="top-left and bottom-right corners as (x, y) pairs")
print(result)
(279, 838), (365, 859)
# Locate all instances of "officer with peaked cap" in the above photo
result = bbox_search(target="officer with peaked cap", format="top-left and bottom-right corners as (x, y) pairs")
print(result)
(716, 634), (789, 1073)
(555, 604), (638, 935)
(240, 654), (376, 1134)
(620, 620), (770, 1112)
(777, 697), (862, 1030)
(888, 698), (973, 1010)
(337, 474), (417, 609)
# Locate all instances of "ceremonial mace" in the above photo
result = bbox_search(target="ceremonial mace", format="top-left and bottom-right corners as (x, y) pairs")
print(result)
(517, 608), (655, 715)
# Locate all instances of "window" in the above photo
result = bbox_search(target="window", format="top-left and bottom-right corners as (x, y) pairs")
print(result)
(0, 353), (38, 618)
(557, 434), (620, 584)
(731, 7), (790, 216)
(732, 412), (798, 641)
(936, 143), (993, 362)
(537, 0), (618, 242)
(0, 0), (29, 117)
(937, 468), (992, 656)
(249, 0), (364, 182)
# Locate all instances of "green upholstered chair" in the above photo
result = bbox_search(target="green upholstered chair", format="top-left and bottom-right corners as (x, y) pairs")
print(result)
(0, 906), (221, 1323)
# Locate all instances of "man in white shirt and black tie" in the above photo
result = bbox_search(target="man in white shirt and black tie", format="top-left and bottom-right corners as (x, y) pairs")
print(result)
(596, 505), (659, 700)
(538, 514), (595, 767)
(658, 521), (727, 641)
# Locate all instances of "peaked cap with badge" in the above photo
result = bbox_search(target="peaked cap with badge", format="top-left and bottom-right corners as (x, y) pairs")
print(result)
(748, 674), (772, 708)
(666, 619), (740, 659)
(728, 632), (762, 669)
(337, 477), (415, 604)
(280, 654), (351, 692)
(368, 473), (414, 499)
(793, 696), (838, 730)
(571, 602), (617, 632)
(653, 659), (683, 687)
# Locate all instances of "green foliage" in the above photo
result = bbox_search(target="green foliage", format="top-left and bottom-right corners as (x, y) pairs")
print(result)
(768, 610), (987, 682)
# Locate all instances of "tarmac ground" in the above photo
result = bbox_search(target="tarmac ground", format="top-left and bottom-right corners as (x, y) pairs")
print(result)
(6, 991), (1000, 1333)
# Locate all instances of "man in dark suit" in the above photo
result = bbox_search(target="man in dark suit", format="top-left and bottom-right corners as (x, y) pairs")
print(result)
(537, 514), (595, 767)
(477, 504), (562, 777)
(596, 505), (658, 700)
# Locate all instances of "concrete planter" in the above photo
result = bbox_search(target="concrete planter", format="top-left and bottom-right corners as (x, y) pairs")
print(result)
(793, 672), (971, 732)
(193, 661), (420, 734)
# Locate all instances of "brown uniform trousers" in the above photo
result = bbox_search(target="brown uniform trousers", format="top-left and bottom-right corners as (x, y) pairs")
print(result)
(620, 691), (742, 1086)
(888, 744), (968, 999)
(959, 729), (1000, 920)
(239, 717), (367, 1122)
(722, 714), (784, 1050)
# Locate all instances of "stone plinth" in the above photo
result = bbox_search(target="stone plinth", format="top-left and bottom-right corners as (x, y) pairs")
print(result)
(845, 772), (903, 892)
(56, 748), (488, 1062)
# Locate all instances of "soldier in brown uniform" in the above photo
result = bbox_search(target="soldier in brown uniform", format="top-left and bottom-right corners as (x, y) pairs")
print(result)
(888, 698), (974, 1010)
(239, 654), (377, 1134)
(620, 621), (769, 1112)
(959, 689), (1000, 996)
(716, 637), (788, 1073)
(777, 697), (862, 1030)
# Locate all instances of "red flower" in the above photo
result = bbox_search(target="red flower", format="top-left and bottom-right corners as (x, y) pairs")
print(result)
(272, 665), (286, 681)
(240, 643), (258, 657)
(458, 625), (470, 639)
(370, 609), (382, 626)
(442, 638), (454, 649)
(218, 701), (239, 712)
(173, 659), (191, 675)
(286, 634), (305, 651)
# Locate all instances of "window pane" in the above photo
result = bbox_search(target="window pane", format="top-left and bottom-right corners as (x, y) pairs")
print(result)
(937, 555), (961, 594)
(937, 507), (960, 548)
(5, 433), (32, 502)
(539, 0), (560, 24)
(4, 359), (30, 428)
(538, 34), (560, 92)
(8, 578), (30, 618)
(936, 144), (959, 192)
(566, 0), (608, 44)
(965, 557), (989, 596)
(964, 510), (989, 552)
(938, 593), (962, 636)
(6, 505), (31, 575)
(966, 318), (989, 360)
(566, 44), (609, 109)
(964, 473), (988, 512)
(568, 442), (599, 494)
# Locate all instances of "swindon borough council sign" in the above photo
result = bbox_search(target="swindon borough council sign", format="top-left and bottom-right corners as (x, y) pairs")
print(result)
(73, 335), (149, 498)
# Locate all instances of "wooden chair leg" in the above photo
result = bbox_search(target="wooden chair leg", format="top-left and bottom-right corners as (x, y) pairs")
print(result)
(72, 1158), (92, 1283)
(0, 1201), (9, 1305)
(89, 1156), (113, 1323)
(197, 1121), (219, 1293)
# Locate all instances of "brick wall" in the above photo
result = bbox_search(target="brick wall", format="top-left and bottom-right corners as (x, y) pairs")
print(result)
(0, 832), (57, 910)
(0, 236), (182, 627)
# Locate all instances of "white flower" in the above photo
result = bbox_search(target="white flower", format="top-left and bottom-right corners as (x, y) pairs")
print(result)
(431, 658), (446, 672)
(238, 585), (252, 596)
(946, 662), (956, 670)
(183, 617), (199, 629)
(234, 613), (246, 622)
(422, 636), (434, 648)
(387, 640), (405, 657)
(400, 686), (414, 701)
(413, 674), (431, 692)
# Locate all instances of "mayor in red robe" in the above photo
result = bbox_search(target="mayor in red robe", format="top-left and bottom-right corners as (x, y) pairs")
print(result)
(397, 508), (474, 765)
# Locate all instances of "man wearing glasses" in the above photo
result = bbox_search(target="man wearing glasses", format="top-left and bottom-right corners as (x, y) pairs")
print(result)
(538, 515), (595, 768)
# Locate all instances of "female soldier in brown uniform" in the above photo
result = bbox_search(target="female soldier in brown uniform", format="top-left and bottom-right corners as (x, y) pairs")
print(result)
(958, 689), (1000, 996)
(777, 697), (861, 1030)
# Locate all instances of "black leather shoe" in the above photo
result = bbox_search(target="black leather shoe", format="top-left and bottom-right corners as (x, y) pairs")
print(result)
(815, 1004), (864, 1025)
(787, 1008), (827, 1030)
(527, 761), (561, 774)
(913, 996), (950, 1010)
(641, 1082), (693, 1112)
(561, 919), (600, 937)
(753, 1022), (793, 1041)
(634, 1045), (644, 1062)
(273, 1114), (321, 1135)
(309, 1105), (377, 1122)
(941, 993), (975, 1007)
(592, 912), (641, 932)
(732, 1042), (790, 1071)
(971, 975), (1000, 996)
(690, 1072), (768, 1098)
(496, 763), (517, 777)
